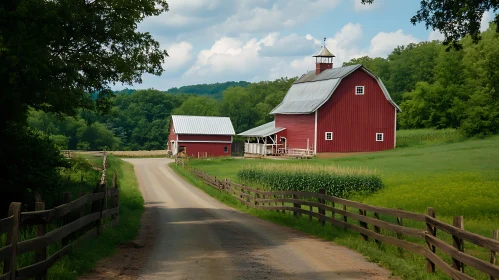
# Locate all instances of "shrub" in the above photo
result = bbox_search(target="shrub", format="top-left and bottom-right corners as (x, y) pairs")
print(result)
(237, 164), (383, 198)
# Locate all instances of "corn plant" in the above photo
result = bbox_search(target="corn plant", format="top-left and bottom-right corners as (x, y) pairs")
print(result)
(237, 164), (383, 198)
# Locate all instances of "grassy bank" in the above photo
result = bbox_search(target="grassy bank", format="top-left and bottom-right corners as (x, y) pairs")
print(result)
(47, 155), (144, 279)
(179, 135), (499, 279)
(396, 128), (465, 148)
(170, 163), (443, 280)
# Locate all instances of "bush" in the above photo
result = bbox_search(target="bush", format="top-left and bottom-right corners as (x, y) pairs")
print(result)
(237, 164), (383, 198)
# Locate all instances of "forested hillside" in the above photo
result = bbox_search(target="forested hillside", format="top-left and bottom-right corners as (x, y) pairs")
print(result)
(343, 23), (499, 136)
(28, 24), (499, 150)
(113, 81), (251, 100)
(28, 78), (294, 150)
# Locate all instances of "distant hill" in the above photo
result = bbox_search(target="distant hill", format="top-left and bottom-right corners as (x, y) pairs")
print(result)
(114, 81), (251, 99)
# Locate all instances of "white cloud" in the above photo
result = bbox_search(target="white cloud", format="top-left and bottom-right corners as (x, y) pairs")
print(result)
(163, 42), (194, 73)
(133, 23), (423, 90)
(354, 0), (381, 12)
(141, 0), (341, 38)
(480, 11), (493, 32)
(369, 30), (419, 57)
(428, 30), (445, 41)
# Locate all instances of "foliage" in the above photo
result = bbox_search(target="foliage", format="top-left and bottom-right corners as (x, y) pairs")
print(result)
(172, 96), (220, 116)
(0, 0), (168, 210)
(166, 81), (251, 99)
(395, 128), (465, 148)
(47, 156), (144, 279)
(28, 110), (121, 151)
(361, 0), (499, 49)
(237, 164), (383, 198)
(344, 24), (499, 137)
(0, 125), (68, 216)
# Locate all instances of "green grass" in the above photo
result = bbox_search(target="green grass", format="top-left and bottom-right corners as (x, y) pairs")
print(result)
(45, 155), (144, 279)
(182, 135), (499, 280)
(170, 163), (444, 280)
(396, 128), (465, 148)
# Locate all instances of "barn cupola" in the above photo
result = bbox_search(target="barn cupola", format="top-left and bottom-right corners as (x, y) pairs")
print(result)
(313, 38), (335, 75)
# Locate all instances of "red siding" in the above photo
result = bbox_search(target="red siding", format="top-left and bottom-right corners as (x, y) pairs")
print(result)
(178, 135), (232, 142)
(168, 122), (176, 150)
(316, 68), (396, 152)
(275, 114), (315, 150)
(178, 142), (231, 158)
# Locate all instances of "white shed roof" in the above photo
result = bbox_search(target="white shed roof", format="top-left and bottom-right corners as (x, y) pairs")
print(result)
(238, 121), (285, 137)
(171, 115), (235, 135)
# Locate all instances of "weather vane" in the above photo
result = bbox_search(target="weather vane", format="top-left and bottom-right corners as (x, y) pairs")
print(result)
(323, 37), (326, 48)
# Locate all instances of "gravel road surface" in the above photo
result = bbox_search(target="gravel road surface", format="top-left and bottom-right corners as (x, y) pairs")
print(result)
(125, 158), (392, 280)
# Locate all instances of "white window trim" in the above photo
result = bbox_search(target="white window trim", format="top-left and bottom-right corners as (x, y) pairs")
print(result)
(325, 132), (333, 141)
(376, 133), (384, 142)
(355, 86), (365, 95)
(224, 146), (229, 153)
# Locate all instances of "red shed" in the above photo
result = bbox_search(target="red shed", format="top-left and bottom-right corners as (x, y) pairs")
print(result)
(168, 115), (235, 158)
(239, 46), (400, 156)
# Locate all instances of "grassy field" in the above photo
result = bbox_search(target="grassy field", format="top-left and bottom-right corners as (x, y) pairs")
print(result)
(45, 155), (144, 279)
(182, 132), (499, 280)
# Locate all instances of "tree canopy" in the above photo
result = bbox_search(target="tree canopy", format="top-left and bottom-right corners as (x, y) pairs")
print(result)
(1, 0), (169, 207)
(361, 0), (499, 48)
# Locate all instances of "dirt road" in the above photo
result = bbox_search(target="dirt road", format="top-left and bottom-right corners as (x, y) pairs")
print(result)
(123, 158), (392, 280)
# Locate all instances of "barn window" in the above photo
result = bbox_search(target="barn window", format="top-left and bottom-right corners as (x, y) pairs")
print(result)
(376, 133), (384, 142)
(356, 86), (365, 95)
(224, 146), (229, 153)
(325, 132), (333, 141)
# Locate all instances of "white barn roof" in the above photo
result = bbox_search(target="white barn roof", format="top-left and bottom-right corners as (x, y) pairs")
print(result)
(270, 64), (400, 114)
(171, 115), (235, 135)
(238, 121), (285, 137)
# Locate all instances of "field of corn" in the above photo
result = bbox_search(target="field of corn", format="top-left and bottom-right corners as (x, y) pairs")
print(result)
(237, 164), (383, 198)
(185, 131), (499, 280)
(104, 150), (168, 158)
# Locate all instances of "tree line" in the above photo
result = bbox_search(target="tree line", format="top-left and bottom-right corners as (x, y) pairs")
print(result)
(29, 23), (499, 152)
(345, 23), (499, 137)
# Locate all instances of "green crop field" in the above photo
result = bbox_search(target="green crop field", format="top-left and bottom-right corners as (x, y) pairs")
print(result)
(184, 132), (499, 279)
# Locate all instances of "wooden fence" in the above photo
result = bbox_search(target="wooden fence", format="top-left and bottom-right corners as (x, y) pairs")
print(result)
(189, 168), (499, 280)
(0, 152), (119, 280)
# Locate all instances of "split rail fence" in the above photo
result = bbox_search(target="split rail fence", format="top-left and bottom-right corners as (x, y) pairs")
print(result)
(0, 152), (120, 280)
(188, 166), (499, 280)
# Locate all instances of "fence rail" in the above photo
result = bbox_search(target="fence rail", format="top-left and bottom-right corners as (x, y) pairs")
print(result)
(0, 152), (120, 280)
(188, 167), (499, 280)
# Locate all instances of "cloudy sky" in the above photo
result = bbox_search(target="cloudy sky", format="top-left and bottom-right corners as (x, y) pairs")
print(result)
(129, 0), (494, 91)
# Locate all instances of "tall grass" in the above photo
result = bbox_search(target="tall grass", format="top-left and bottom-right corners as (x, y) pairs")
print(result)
(237, 164), (383, 198)
(396, 128), (465, 148)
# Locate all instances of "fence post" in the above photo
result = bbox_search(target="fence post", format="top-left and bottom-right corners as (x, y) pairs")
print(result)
(491, 230), (498, 280)
(426, 207), (436, 273)
(62, 192), (71, 246)
(255, 188), (259, 206)
(396, 208), (404, 256)
(374, 212), (381, 245)
(359, 209), (368, 241)
(343, 205), (348, 229)
(98, 183), (106, 234)
(292, 194), (301, 218)
(35, 202), (47, 280)
(3, 202), (21, 280)
(452, 216), (465, 273)
(318, 189), (326, 226)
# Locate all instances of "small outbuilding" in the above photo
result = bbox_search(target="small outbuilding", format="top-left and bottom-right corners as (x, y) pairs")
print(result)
(168, 115), (235, 158)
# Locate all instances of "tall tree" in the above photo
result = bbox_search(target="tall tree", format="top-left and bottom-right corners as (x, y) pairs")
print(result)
(361, 0), (499, 48)
(1, 0), (169, 208)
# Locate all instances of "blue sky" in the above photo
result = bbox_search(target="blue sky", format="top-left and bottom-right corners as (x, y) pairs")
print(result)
(127, 0), (493, 91)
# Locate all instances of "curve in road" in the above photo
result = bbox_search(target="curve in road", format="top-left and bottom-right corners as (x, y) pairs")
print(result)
(125, 158), (392, 280)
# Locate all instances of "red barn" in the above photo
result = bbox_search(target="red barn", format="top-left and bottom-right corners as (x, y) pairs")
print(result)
(239, 46), (400, 156)
(168, 115), (235, 158)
